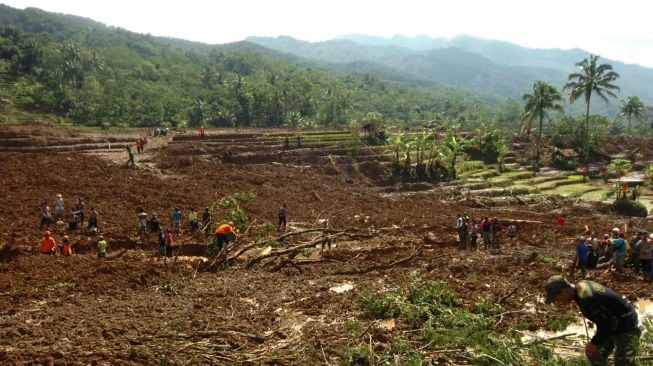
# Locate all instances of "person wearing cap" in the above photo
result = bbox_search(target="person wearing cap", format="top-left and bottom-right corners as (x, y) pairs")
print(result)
(544, 275), (640, 364)
(199, 125), (205, 138)
(214, 222), (238, 253)
(39, 231), (57, 255)
(573, 236), (590, 277)
(97, 236), (108, 258)
(53, 194), (65, 222)
(61, 235), (72, 256)
(635, 232), (653, 282)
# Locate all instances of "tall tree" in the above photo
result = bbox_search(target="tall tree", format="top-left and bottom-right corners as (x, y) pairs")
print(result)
(564, 55), (620, 162)
(522, 81), (564, 170)
(620, 96), (645, 133)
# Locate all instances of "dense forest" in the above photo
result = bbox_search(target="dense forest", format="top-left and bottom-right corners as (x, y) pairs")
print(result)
(0, 5), (516, 128)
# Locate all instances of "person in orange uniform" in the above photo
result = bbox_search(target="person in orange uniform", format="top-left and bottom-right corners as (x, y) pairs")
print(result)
(199, 125), (205, 138)
(40, 231), (57, 255)
(214, 222), (238, 252)
(135, 138), (142, 154)
(61, 235), (73, 256)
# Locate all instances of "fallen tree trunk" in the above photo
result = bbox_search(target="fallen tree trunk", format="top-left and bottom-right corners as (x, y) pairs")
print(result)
(246, 232), (348, 269)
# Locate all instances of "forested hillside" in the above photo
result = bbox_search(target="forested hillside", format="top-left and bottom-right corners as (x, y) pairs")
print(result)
(0, 5), (512, 128)
(250, 35), (653, 110)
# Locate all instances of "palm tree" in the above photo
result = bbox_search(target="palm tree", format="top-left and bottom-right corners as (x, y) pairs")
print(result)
(620, 96), (645, 133)
(564, 55), (620, 162)
(522, 81), (564, 170)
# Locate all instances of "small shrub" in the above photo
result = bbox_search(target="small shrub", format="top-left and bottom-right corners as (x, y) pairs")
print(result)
(613, 199), (648, 217)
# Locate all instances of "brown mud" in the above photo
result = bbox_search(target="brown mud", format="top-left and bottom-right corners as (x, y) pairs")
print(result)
(0, 123), (651, 364)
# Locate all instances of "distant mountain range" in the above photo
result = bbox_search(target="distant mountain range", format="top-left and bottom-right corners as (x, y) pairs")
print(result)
(247, 34), (653, 111)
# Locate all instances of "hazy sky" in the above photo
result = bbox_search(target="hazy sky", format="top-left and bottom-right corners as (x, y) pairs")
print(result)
(3, 0), (653, 67)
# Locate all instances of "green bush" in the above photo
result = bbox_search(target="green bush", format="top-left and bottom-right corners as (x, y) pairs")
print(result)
(613, 199), (649, 217)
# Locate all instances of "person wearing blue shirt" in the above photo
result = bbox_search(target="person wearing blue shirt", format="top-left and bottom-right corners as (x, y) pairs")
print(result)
(171, 207), (183, 232)
(574, 236), (589, 277)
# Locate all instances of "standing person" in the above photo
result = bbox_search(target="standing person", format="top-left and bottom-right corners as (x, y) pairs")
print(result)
(188, 208), (199, 232)
(573, 236), (590, 278)
(556, 213), (565, 232)
(278, 203), (288, 231)
(75, 198), (85, 227)
(97, 235), (107, 259)
(171, 208), (183, 232)
(137, 208), (148, 237)
(39, 201), (52, 231)
(491, 217), (502, 248)
(481, 216), (492, 250)
(53, 194), (65, 222)
(199, 125), (205, 138)
(202, 207), (211, 232)
(61, 235), (72, 257)
(39, 231), (56, 255)
(165, 229), (174, 258)
(458, 218), (468, 249)
(611, 230), (628, 274)
(635, 232), (653, 283)
(125, 145), (135, 166)
(544, 276), (641, 365)
(599, 233), (612, 263)
(157, 228), (166, 257)
(140, 137), (147, 153)
(87, 207), (99, 230)
(67, 208), (79, 231)
(149, 213), (161, 233)
(135, 137), (142, 154)
(470, 220), (479, 251)
(214, 222), (238, 253)
(588, 232), (601, 258)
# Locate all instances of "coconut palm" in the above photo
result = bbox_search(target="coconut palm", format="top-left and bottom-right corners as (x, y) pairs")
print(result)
(564, 55), (620, 162)
(522, 81), (564, 170)
(620, 96), (645, 133)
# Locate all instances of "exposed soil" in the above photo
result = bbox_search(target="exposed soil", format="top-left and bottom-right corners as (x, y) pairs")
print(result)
(0, 123), (651, 364)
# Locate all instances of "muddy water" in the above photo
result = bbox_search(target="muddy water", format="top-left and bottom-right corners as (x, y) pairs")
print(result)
(522, 299), (653, 358)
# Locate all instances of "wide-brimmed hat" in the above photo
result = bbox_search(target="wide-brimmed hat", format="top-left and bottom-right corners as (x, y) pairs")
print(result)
(56, 194), (62, 198)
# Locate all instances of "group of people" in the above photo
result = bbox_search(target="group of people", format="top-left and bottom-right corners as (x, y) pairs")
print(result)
(125, 136), (150, 166)
(39, 230), (107, 258)
(38, 196), (290, 259)
(40, 195), (99, 234)
(573, 227), (653, 281)
(456, 213), (517, 250)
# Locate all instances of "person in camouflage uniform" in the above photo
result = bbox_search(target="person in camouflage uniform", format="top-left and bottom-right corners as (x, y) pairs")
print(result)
(545, 276), (640, 365)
